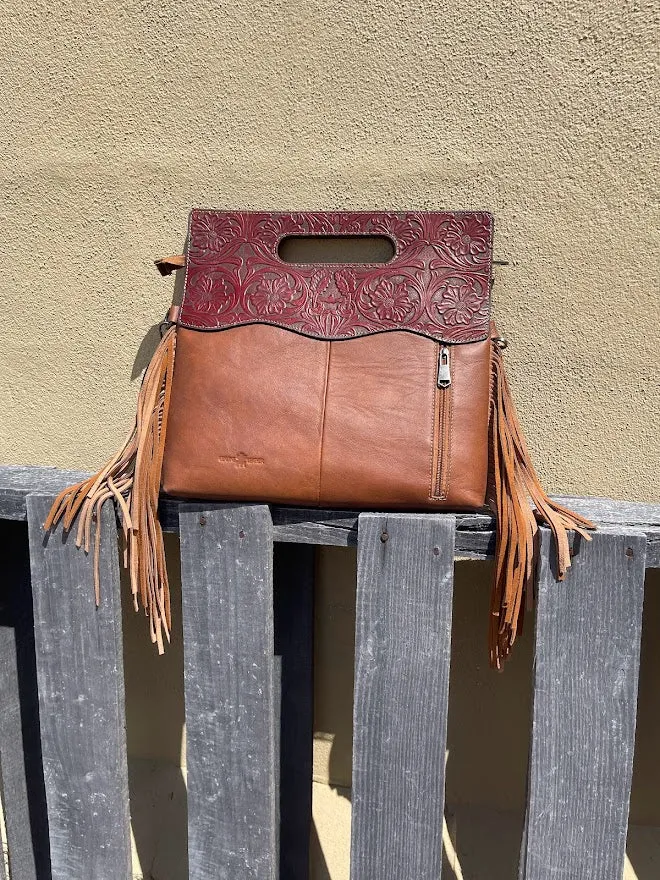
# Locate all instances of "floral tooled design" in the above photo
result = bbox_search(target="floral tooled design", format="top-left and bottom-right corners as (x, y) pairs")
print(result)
(182, 211), (492, 342)
(371, 214), (421, 248)
(443, 216), (489, 261)
(259, 213), (306, 246)
(432, 277), (484, 326)
(364, 277), (416, 322)
(333, 269), (359, 298)
(329, 213), (364, 234)
(187, 271), (235, 314)
(191, 213), (241, 252)
(248, 276), (298, 315)
(309, 272), (351, 317)
(301, 213), (364, 235)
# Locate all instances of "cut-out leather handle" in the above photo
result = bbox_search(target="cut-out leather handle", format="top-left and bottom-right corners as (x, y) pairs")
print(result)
(278, 235), (395, 265)
(178, 210), (493, 343)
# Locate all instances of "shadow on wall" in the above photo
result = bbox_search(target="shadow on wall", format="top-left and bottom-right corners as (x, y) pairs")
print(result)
(443, 559), (533, 878)
(122, 533), (188, 880)
(627, 568), (660, 880)
(131, 323), (164, 380)
(312, 551), (532, 879)
(119, 543), (660, 879)
(310, 820), (333, 880)
(132, 259), (186, 380)
(313, 553), (660, 880)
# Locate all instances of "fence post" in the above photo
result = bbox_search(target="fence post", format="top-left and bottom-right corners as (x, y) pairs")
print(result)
(179, 503), (277, 880)
(520, 528), (647, 879)
(25, 495), (132, 880)
(350, 512), (455, 880)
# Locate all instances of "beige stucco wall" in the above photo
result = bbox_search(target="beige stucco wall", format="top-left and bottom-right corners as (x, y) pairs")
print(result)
(1, 1), (658, 878)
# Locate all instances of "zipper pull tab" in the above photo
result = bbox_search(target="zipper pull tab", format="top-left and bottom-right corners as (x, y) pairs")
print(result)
(437, 346), (451, 388)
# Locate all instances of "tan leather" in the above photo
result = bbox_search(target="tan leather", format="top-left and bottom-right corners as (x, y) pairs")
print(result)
(488, 339), (595, 668)
(163, 324), (328, 504)
(45, 326), (177, 654)
(155, 255), (185, 276)
(166, 304), (181, 324)
(161, 325), (491, 510)
(45, 319), (596, 667)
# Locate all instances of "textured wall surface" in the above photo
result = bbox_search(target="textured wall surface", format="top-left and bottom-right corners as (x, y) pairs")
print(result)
(1, 0), (658, 500)
(1, 1), (659, 878)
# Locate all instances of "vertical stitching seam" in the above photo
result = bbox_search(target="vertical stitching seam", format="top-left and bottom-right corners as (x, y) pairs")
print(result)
(430, 347), (453, 501)
(428, 342), (439, 499)
(317, 341), (332, 504)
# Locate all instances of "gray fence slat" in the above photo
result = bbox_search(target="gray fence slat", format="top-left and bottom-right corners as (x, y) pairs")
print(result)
(273, 654), (281, 873)
(643, 528), (660, 567)
(0, 467), (91, 521)
(273, 543), (315, 880)
(0, 620), (27, 880)
(351, 512), (455, 880)
(179, 503), (277, 880)
(4, 467), (660, 566)
(0, 520), (50, 880)
(520, 527), (647, 880)
(26, 495), (131, 880)
(555, 496), (660, 528)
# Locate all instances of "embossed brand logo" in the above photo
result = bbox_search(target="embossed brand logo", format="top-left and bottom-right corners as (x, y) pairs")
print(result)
(218, 452), (265, 469)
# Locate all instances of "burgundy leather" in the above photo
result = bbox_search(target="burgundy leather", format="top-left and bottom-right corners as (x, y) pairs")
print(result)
(180, 210), (493, 343)
(47, 209), (594, 667)
(161, 209), (495, 511)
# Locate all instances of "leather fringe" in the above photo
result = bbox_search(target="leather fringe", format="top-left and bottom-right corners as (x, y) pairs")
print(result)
(44, 321), (593, 666)
(44, 326), (177, 654)
(489, 339), (595, 669)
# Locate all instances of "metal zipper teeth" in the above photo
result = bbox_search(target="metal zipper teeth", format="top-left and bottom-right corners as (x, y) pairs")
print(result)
(435, 346), (452, 498)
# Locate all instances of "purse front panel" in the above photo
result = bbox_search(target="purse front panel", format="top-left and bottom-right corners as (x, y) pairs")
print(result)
(161, 325), (490, 510)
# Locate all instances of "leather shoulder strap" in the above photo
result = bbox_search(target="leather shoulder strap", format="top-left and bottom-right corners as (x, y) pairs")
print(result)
(155, 255), (185, 276)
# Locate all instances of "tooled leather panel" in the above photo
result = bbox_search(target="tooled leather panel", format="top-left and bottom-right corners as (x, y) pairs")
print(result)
(180, 210), (493, 343)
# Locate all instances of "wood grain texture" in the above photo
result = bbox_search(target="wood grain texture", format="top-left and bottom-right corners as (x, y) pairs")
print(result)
(2, 467), (658, 564)
(556, 495), (660, 527)
(25, 494), (131, 880)
(351, 513), (455, 880)
(273, 543), (315, 880)
(0, 520), (50, 880)
(179, 503), (277, 880)
(0, 467), (90, 521)
(520, 527), (647, 880)
(639, 526), (660, 568)
(273, 653), (281, 873)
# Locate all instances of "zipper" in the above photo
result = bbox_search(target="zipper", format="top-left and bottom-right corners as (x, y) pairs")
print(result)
(433, 345), (452, 498)
(437, 346), (451, 388)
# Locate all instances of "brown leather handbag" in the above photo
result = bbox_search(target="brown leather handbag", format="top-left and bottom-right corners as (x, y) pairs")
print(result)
(45, 210), (593, 667)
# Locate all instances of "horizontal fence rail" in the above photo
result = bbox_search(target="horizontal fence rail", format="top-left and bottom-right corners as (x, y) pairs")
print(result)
(2, 465), (659, 564)
(0, 464), (658, 880)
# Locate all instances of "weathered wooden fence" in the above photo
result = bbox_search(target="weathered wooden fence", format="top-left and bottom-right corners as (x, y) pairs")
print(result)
(0, 465), (658, 880)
